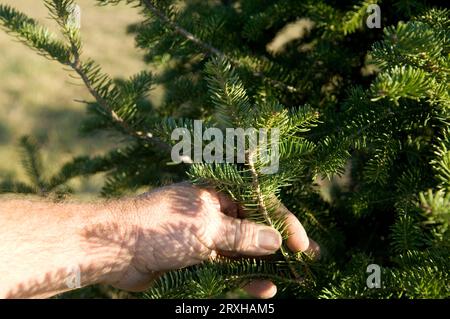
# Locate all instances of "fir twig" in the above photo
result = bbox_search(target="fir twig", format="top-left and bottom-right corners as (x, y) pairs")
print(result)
(70, 57), (168, 151)
(247, 150), (302, 281)
(66, 31), (171, 152)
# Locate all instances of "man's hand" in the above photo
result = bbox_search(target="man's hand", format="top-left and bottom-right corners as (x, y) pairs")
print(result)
(0, 183), (318, 299)
(106, 183), (319, 298)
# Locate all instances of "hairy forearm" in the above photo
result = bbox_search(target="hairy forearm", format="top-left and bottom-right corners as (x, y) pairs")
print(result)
(0, 184), (293, 299)
(0, 197), (133, 298)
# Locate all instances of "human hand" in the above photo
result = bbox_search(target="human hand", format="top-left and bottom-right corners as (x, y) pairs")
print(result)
(105, 183), (319, 298)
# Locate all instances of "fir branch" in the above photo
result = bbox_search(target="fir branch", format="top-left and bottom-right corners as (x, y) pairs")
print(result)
(19, 136), (47, 195)
(141, 0), (223, 57)
(2, 2), (171, 153)
(140, 0), (299, 93)
(54, 9), (171, 152)
(0, 180), (36, 195)
(205, 58), (251, 128)
(341, 0), (380, 35)
(247, 151), (302, 281)
(390, 214), (425, 254)
(70, 56), (163, 146)
(0, 5), (71, 63)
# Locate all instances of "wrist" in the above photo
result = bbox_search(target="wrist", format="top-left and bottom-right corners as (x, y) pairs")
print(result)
(79, 199), (138, 287)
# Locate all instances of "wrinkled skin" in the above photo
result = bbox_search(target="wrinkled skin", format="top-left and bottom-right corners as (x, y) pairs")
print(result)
(109, 183), (320, 298)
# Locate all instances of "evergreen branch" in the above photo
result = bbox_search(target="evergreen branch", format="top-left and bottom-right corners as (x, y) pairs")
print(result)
(140, 0), (299, 93)
(370, 65), (433, 103)
(0, 5), (71, 63)
(247, 151), (301, 281)
(19, 136), (48, 195)
(0, 2), (171, 152)
(431, 128), (450, 189)
(419, 189), (450, 224)
(205, 58), (251, 128)
(141, 0), (223, 58)
(145, 257), (298, 298)
(363, 139), (398, 185)
(390, 214), (425, 254)
(0, 180), (36, 195)
(189, 164), (250, 193)
(2, 1), (449, 299)
(48, 154), (115, 190)
(66, 38), (171, 152)
(44, 0), (82, 51)
(71, 60), (143, 138)
(341, 0), (380, 35)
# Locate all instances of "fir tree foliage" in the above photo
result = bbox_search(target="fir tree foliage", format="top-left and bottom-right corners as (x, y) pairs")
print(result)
(0, 0), (449, 298)
(0, 136), (72, 198)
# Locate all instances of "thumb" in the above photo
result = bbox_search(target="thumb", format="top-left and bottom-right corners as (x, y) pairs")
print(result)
(213, 214), (282, 256)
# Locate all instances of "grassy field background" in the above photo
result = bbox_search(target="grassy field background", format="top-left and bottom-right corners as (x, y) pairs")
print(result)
(0, 0), (157, 196)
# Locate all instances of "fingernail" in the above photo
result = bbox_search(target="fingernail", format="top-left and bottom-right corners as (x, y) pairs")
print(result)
(258, 228), (281, 251)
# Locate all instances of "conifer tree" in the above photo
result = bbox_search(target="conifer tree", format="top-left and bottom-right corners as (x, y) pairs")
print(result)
(0, 0), (448, 298)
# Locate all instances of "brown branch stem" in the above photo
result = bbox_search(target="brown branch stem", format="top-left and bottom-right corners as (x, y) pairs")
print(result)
(247, 152), (301, 280)
(68, 52), (171, 152)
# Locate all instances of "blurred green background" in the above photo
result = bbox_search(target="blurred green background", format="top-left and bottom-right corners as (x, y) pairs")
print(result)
(0, 0), (163, 198)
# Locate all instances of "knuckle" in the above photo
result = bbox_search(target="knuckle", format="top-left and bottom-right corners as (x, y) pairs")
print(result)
(232, 219), (254, 252)
(232, 219), (243, 251)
